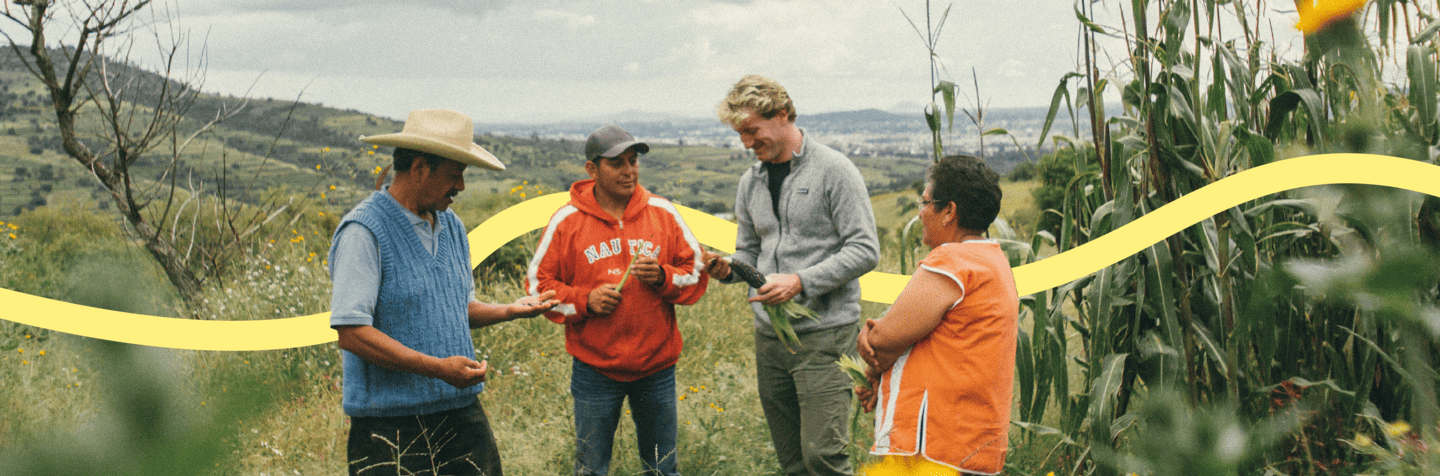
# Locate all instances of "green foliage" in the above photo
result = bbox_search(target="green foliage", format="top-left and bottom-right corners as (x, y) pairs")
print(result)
(1006, 1), (1440, 474)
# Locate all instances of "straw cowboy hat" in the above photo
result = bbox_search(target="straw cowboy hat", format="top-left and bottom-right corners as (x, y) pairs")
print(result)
(360, 109), (506, 171)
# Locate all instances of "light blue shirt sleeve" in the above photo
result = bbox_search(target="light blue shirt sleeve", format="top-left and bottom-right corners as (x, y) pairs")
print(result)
(330, 223), (381, 327)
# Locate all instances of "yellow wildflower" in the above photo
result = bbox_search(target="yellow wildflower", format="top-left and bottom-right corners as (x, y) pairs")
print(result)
(1295, 0), (1368, 34)
(368, 150), (375, 155)
(323, 147), (330, 153)
(315, 164), (322, 170)
(38, 350), (45, 356)
(1355, 434), (1374, 447)
(373, 166), (383, 174)
(7, 233), (14, 240)
(329, 184), (336, 190)
(372, 145), (379, 149)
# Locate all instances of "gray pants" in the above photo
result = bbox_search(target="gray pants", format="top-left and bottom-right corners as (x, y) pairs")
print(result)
(755, 324), (857, 476)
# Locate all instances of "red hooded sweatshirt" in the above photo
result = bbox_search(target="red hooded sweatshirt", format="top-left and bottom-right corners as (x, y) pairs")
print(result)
(526, 179), (708, 381)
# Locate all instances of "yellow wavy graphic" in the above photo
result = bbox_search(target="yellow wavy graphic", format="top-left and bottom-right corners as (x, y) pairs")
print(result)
(2, 153), (1438, 350)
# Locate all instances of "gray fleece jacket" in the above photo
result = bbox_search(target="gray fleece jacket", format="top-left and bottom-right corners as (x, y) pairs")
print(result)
(728, 130), (880, 335)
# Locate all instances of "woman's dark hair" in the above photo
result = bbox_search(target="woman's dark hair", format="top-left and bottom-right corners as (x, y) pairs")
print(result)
(927, 154), (1002, 231)
(392, 147), (447, 173)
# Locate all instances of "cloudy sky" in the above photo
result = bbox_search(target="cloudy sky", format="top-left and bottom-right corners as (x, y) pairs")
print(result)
(18, 0), (1307, 124)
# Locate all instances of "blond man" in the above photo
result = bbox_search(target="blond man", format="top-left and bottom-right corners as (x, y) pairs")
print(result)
(703, 75), (879, 476)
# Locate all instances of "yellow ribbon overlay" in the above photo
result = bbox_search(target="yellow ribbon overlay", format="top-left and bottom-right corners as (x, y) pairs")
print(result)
(3, 153), (1439, 351)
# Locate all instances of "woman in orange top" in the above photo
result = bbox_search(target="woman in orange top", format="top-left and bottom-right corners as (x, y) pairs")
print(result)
(858, 154), (1019, 475)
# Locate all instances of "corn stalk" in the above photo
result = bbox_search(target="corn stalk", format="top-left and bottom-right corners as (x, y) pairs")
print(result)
(1015, 1), (1440, 474)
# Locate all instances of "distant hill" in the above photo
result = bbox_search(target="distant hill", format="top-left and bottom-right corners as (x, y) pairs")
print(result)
(0, 49), (930, 219)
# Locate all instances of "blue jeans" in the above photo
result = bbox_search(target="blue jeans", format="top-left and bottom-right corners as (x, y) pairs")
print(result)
(571, 359), (679, 476)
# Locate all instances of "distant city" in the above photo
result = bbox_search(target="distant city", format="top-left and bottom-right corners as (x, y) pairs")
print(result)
(476, 106), (1098, 163)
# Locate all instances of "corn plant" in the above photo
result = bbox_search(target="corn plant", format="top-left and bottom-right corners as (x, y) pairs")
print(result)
(1013, 1), (1440, 475)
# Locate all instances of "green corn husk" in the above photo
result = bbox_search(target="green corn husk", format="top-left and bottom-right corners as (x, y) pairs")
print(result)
(836, 354), (871, 390)
(764, 300), (819, 354)
(726, 258), (822, 353)
(613, 251), (642, 293)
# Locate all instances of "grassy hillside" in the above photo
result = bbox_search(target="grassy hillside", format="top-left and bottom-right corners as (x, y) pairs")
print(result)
(0, 49), (928, 221)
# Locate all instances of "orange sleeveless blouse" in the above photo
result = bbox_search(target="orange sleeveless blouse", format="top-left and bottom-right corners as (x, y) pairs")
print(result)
(871, 241), (1019, 474)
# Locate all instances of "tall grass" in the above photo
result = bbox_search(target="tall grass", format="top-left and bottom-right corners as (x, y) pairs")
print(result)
(0, 179), (893, 474)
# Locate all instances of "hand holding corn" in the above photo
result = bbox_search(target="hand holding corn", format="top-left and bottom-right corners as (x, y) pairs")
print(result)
(719, 256), (820, 353)
(749, 273), (803, 306)
(701, 251), (731, 280)
(587, 283), (620, 316)
(629, 256), (665, 287)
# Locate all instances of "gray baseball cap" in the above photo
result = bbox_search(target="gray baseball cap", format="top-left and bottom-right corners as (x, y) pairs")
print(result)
(585, 124), (650, 161)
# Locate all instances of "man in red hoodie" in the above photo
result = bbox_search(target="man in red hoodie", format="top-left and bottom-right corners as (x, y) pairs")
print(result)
(526, 124), (709, 476)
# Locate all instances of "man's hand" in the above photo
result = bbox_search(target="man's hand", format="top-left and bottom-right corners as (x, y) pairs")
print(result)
(630, 256), (665, 287)
(749, 273), (802, 306)
(507, 290), (560, 319)
(702, 251), (731, 280)
(435, 356), (487, 389)
(587, 283), (621, 316)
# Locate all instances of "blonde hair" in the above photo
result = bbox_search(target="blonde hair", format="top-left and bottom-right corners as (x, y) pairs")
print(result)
(715, 75), (797, 126)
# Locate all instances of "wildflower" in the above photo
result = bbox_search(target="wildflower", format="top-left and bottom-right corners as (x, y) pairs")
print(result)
(1355, 434), (1374, 447)
(323, 147), (330, 153)
(17, 349), (22, 354)
(368, 150), (375, 155)
(373, 166), (382, 174)
(1384, 421), (1412, 437)
(679, 395), (687, 401)
(315, 164), (322, 170)
(372, 145), (379, 149)
(329, 184), (336, 190)
(1295, 0), (1368, 34)
(21, 360), (27, 365)
(320, 193), (327, 199)
(7, 223), (15, 229)
(318, 211), (326, 217)
(38, 350), (44, 356)
(6, 233), (14, 240)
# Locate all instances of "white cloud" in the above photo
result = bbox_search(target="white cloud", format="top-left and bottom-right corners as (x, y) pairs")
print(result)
(534, 9), (597, 30)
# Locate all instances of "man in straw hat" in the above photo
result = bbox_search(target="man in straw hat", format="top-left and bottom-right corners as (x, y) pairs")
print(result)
(328, 108), (560, 475)
(526, 124), (709, 475)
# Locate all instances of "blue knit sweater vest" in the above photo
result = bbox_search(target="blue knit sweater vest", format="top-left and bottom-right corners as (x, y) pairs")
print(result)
(334, 191), (479, 417)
